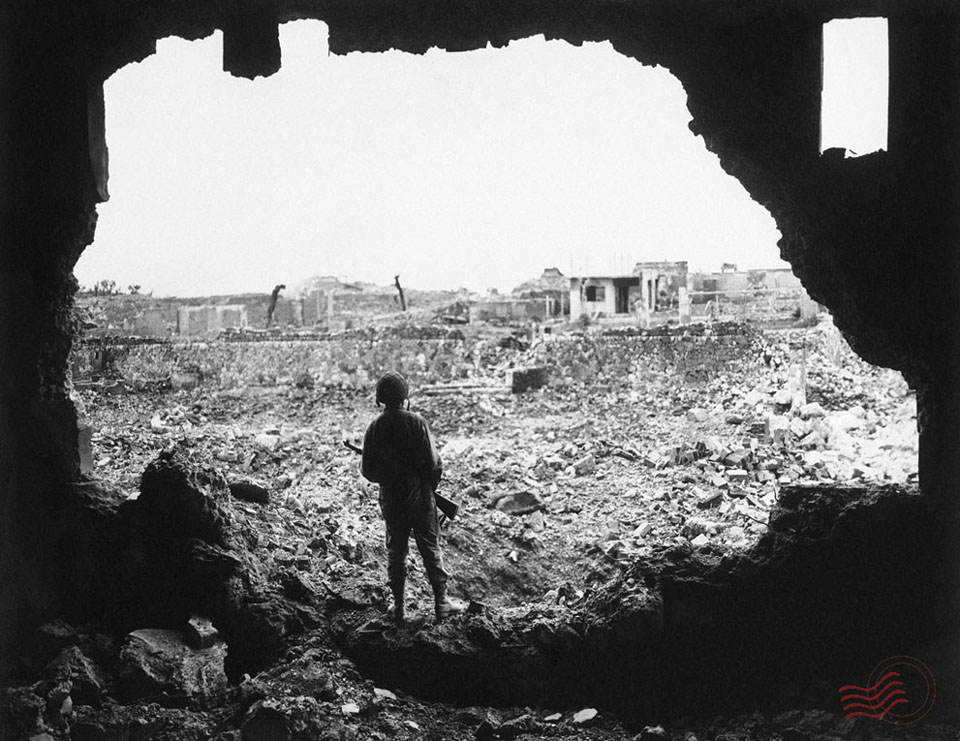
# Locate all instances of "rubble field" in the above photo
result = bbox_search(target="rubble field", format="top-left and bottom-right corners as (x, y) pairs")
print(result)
(4, 318), (953, 741)
(79, 319), (918, 612)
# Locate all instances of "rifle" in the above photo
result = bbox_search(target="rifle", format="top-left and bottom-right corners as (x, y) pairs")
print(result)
(343, 440), (460, 521)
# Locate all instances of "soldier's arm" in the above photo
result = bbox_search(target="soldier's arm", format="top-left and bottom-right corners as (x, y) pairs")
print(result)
(421, 418), (443, 491)
(360, 425), (380, 483)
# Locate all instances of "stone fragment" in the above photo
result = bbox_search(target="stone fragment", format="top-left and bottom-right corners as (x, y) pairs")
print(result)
(573, 708), (598, 724)
(697, 489), (723, 508)
(572, 454), (596, 476)
(494, 490), (544, 516)
(229, 480), (271, 505)
(686, 407), (709, 423)
(117, 628), (229, 707)
(639, 726), (669, 739)
(527, 510), (546, 532)
(773, 389), (793, 412)
(722, 449), (751, 468)
(254, 433), (280, 452)
(373, 687), (397, 701)
(464, 484), (483, 498)
(632, 522), (652, 538)
(642, 453), (669, 468)
(691, 533), (710, 547)
(138, 450), (233, 544)
(498, 713), (535, 737)
(185, 614), (219, 649)
(798, 402), (826, 419)
(41, 645), (105, 708)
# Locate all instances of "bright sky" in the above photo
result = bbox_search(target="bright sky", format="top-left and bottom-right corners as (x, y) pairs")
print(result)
(75, 19), (885, 297)
(821, 18), (888, 154)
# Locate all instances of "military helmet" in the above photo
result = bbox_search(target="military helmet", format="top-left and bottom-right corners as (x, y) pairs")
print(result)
(375, 371), (409, 407)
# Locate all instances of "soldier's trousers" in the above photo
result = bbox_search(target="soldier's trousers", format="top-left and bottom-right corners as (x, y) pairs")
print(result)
(380, 487), (448, 587)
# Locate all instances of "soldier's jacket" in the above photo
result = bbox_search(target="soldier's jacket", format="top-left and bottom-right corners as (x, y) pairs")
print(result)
(361, 407), (443, 516)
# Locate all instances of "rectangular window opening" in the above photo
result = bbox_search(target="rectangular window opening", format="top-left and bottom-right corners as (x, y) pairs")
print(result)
(585, 286), (605, 302)
(821, 17), (888, 157)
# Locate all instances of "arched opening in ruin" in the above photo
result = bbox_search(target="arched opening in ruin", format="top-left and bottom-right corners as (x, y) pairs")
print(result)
(67, 20), (919, 629)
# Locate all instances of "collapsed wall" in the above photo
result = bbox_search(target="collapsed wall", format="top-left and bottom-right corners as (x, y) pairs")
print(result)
(71, 323), (770, 390)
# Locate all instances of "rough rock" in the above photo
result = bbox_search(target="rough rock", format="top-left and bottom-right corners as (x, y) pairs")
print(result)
(527, 510), (546, 532)
(510, 367), (549, 393)
(40, 645), (105, 708)
(572, 707), (598, 724)
(137, 450), (235, 547)
(686, 408), (709, 423)
(572, 454), (596, 476)
(772, 389), (793, 412)
(798, 402), (826, 419)
(492, 491), (544, 516)
(117, 628), (229, 708)
(254, 432), (281, 452)
(229, 480), (271, 505)
(185, 615), (219, 649)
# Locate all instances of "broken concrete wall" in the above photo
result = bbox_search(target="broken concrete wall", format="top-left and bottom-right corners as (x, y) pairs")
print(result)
(76, 323), (769, 391)
(177, 305), (248, 337)
(469, 299), (549, 324)
(570, 277), (620, 321)
(533, 326), (769, 385)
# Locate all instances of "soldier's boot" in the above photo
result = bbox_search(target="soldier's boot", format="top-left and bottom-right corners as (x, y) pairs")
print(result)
(432, 581), (466, 623)
(389, 580), (405, 625)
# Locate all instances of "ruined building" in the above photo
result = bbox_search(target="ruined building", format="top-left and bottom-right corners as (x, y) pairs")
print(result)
(1, 0), (958, 726)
